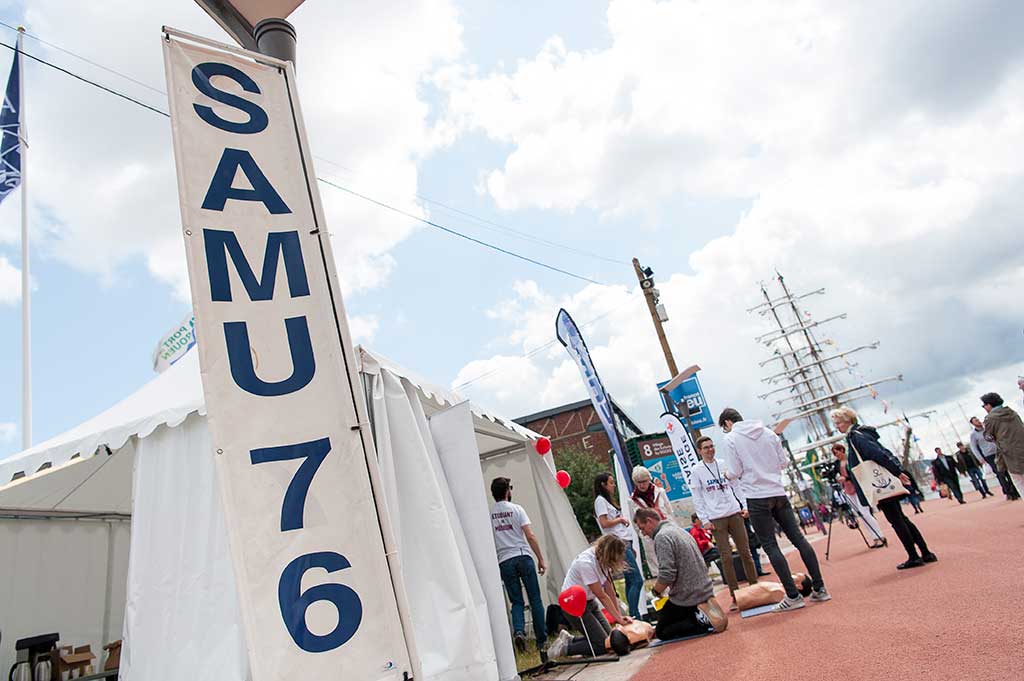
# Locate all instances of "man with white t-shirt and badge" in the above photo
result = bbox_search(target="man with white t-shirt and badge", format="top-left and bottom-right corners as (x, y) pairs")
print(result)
(689, 436), (759, 611)
(490, 477), (548, 654)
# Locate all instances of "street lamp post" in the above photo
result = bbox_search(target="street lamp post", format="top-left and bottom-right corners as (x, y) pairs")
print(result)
(194, 0), (302, 61)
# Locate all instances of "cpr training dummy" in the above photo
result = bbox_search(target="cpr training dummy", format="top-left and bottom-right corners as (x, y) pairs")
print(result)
(734, 572), (812, 611)
(548, 535), (652, 658)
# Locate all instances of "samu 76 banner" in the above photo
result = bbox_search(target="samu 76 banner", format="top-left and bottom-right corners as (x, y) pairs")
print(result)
(162, 29), (416, 681)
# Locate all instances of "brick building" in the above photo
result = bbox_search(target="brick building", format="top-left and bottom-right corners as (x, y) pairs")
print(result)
(514, 399), (644, 461)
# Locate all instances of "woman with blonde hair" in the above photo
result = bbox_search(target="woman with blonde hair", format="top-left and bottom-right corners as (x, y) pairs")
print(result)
(630, 465), (674, 576)
(830, 407), (936, 570)
(547, 535), (632, 658)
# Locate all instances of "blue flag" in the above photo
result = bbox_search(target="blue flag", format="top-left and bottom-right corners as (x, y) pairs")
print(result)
(0, 47), (21, 205)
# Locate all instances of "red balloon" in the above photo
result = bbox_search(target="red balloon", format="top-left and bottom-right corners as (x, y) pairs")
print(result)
(601, 608), (613, 623)
(559, 585), (587, 618)
(556, 470), (571, 488)
(535, 437), (552, 455)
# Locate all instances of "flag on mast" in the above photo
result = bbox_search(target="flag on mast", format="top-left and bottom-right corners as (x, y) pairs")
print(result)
(0, 41), (21, 202)
(3, 32), (28, 450)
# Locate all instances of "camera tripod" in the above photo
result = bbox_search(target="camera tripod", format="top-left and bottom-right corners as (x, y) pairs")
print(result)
(824, 480), (886, 560)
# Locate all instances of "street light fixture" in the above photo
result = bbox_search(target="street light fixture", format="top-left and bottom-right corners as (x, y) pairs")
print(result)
(193, 0), (305, 60)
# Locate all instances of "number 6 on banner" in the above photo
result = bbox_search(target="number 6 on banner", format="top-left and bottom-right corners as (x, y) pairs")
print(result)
(279, 551), (364, 652)
(250, 437), (331, 531)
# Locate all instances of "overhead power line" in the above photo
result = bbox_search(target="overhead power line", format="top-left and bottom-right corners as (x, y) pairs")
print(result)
(0, 20), (166, 95)
(0, 38), (169, 117)
(0, 23), (627, 270)
(316, 177), (605, 285)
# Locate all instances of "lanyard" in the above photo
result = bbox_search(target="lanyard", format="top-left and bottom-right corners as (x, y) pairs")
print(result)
(703, 459), (744, 510)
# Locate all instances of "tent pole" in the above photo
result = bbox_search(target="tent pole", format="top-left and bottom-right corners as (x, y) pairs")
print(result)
(101, 521), (114, 647)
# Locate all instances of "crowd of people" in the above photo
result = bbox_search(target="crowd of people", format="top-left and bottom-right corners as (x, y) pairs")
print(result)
(489, 391), (1024, 663)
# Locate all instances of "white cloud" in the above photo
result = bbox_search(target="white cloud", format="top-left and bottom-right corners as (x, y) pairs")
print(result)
(0, 256), (18, 304)
(348, 314), (379, 344)
(0, 422), (15, 443)
(447, 0), (1024, 440)
(0, 0), (464, 301)
(441, 0), (1024, 215)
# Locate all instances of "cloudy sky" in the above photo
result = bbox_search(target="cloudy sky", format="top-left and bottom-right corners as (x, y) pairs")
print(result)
(1, 0), (1023, 461)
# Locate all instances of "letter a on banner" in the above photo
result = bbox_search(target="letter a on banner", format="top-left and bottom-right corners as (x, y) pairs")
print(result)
(162, 29), (417, 680)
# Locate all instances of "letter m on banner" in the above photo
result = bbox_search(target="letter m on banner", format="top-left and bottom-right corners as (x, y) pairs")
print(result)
(162, 29), (417, 680)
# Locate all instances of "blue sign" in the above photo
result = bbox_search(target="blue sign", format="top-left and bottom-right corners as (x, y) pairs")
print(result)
(646, 455), (691, 501)
(657, 375), (713, 430)
(636, 436), (692, 500)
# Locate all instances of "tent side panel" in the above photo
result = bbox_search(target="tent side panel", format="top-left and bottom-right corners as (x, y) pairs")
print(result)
(428, 403), (517, 681)
(0, 517), (126, 674)
(121, 415), (248, 681)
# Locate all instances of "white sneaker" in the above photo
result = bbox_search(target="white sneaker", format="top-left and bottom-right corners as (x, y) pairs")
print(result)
(546, 629), (573, 659)
(696, 597), (728, 632)
(773, 594), (806, 612)
(809, 587), (832, 602)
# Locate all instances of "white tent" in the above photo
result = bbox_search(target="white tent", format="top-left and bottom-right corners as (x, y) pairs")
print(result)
(0, 347), (586, 680)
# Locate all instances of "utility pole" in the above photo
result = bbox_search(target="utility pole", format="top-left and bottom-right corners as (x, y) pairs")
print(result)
(633, 258), (678, 377)
(633, 258), (703, 438)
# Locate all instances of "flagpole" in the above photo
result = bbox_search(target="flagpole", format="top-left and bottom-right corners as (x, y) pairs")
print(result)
(18, 27), (30, 450)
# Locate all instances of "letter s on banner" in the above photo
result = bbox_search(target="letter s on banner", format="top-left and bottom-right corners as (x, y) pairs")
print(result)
(163, 31), (415, 680)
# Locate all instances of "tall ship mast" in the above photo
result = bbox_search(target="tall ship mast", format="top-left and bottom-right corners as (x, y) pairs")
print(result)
(749, 272), (902, 451)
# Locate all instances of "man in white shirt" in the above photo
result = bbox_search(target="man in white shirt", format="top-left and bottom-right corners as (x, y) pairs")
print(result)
(689, 436), (758, 610)
(490, 477), (547, 653)
(719, 408), (831, 612)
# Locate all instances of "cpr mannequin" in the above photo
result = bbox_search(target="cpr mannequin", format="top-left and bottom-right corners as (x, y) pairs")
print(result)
(734, 572), (812, 611)
(603, 619), (655, 655)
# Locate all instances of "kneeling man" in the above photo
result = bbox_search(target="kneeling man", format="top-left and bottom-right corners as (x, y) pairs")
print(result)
(634, 507), (727, 640)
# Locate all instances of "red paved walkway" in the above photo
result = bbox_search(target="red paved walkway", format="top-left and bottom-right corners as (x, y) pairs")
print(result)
(633, 492), (1024, 681)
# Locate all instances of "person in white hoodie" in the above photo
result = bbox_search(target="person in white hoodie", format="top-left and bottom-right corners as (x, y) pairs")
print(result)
(719, 408), (831, 611)
(689, 436), (759, 611)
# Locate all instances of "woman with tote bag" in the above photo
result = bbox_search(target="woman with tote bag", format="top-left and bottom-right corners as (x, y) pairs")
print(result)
(830, 407), (937, 570)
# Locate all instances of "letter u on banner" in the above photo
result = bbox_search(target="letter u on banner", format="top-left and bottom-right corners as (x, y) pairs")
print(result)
(163, 29), (416, 680)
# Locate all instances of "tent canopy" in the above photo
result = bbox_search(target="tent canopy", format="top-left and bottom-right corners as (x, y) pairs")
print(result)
(0, 346), (543, 513)
(1, 346), (585, 681)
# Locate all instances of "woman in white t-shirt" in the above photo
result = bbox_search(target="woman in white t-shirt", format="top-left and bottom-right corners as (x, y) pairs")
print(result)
(592, 472), (643, 618)
(547, 535), (632, 659)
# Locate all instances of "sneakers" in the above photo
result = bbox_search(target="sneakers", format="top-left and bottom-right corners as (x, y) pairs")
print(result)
(513, 632), (527, 654)
(545, 629), (573, 659)
(897, 557), (925, 570)
(697, 597), (729, 632)
(773, 594), (806, 612)
(809, 587), (832, 602)
(922, 552), (938, 563)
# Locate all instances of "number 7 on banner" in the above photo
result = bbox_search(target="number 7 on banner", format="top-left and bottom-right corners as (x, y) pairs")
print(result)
(251, 438), (331, 532)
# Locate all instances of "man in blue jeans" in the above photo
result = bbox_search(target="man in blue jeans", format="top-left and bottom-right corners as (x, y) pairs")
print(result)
(719, 408), (832, 612)
(490, 477), (547, 653)
(955, 441), (993, 498)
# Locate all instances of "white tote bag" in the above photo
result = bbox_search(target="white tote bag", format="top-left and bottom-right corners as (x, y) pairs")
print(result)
(850, 458), (907, 510)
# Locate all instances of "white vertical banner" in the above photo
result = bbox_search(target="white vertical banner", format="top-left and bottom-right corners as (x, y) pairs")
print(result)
(162, 30), (416, 681)
(661, 412), (700, 480)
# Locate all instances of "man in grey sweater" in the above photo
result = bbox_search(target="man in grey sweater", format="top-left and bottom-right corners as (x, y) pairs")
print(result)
(634, 508), (727, 640)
